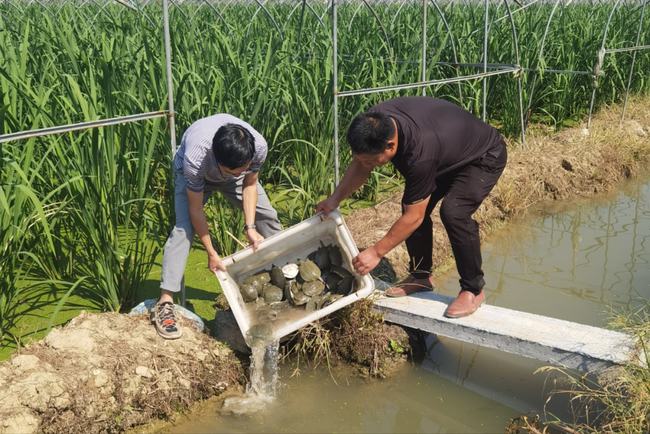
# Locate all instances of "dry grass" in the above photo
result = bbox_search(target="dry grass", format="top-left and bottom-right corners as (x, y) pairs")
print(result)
(283, 298), (412, 378)
(0, 313), (244, 434)
(503, 304), (650, 434)
(347, 97), (650, 279)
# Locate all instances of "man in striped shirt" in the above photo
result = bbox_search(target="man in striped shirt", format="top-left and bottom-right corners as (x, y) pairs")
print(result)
(151, 114), (281, 339)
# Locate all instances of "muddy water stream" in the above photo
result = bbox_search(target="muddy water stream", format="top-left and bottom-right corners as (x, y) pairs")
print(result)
(165, 180), (649, 433)
(220, 341), (280, 416)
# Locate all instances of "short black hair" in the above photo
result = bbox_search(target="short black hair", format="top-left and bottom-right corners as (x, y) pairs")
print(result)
(212, 123), (256, 169)
(346, 111), (395, 155)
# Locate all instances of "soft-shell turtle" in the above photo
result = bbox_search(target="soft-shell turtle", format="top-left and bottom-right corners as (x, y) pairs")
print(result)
(239, 282), (258, 302)
(285, 280), (309, 306)
(305, 298), (317, 312)
(291, 290), (310, 306)
(257, 272), (271, 285)
(299, 259), (321, 282)
(263, 283), (284, 303)
(336, 276), (354, 295)
(282, 263), (299, 279)
(270, 265), (286, 288)
(328, 245), (343, 267)
(309, 245), (331, 270)
(246, 323), (274, 346)
(241, 274), (267, 297)
(302, 279), (325, 296)
(330, 264), (352, 279)
(323, 272), (342, 291)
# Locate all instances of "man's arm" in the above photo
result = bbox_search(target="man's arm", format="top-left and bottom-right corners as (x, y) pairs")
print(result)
(352, 196), (430, 275)
(242, 172), (264, 249)
(316, 159), (373, 213)
(187, 189), (225, 272)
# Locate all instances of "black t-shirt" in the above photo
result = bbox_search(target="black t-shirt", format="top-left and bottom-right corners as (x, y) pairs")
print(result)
(371, 96), (503, 205)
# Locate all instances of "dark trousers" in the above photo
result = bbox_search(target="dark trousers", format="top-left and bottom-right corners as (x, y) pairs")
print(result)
(405, 141), (507, 294)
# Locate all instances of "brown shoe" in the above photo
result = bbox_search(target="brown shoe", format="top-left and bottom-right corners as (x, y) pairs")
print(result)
(443, 290), (485, 318)
(385, 275), (433, 297)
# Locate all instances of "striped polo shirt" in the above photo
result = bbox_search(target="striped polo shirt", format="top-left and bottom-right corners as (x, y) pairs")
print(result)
(173, 114), (268, 192)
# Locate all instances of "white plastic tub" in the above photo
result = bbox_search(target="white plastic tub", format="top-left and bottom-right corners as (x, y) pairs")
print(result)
(214, 211), (375, 345)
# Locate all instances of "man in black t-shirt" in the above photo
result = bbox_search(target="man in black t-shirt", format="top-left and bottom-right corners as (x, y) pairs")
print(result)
(316, 96), (507, 318)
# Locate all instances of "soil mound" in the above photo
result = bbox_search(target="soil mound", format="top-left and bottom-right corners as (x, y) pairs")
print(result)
(0, 312), (244, 434)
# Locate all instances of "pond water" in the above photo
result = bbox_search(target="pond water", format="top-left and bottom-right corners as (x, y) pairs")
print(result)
(163, 179), (649, 433)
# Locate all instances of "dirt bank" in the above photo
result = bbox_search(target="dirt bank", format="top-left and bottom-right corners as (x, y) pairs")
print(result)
(347, 97), (650, 280)
(0, 313), (244, 434)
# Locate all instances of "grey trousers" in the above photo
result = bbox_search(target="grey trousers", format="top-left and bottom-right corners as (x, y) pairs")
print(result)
(160, 171), (282, 293)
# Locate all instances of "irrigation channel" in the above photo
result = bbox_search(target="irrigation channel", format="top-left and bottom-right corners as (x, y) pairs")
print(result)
(162, 177), (650, 433)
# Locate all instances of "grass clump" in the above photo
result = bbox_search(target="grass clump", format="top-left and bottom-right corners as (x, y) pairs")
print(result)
(507, 304), (650, 433)
(284, 298), (413, 378)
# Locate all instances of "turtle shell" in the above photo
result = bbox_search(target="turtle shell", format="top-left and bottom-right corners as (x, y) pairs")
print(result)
(270, 265), (286, 288)
(282, 263), (299, 279)
(302, 279), (325, 296)
(323, 272), (342, 291)
(256, 271), (271, 285)
(336, 276), (354, 295)
(311, 246), (331, 270)
(241, 274), (266, 296)
(330, 264), (352, 279)
(291, 290), (310, 306)
(328, 245), (343, 267)
(299, 259), (321, 282)
(263, 284), (284, 303)
(239, 282), (258, 303)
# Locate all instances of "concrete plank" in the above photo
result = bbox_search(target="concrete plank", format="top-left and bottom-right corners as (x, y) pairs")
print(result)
(372, 282), (640, 372)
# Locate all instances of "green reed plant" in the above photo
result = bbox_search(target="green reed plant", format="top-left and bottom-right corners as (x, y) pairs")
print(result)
(0, 141), (76, 347)
(1, 0), (649, 342)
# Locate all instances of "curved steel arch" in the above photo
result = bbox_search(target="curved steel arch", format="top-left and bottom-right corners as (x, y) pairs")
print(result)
(620, 0), (648, 122)
(587, 0), (625, 128)
(429, 0), (464, 104)
(502, 0), (526, 145)
(524, 0), (563, 127)
(244, 0), (284, 41)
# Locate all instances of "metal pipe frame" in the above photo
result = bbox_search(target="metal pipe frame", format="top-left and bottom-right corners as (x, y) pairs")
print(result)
(429, 0), (463, 104)
(621, 0), (648, 123)
(421, 0), (427, 97)
(162, 0), (183, 305)
(0, 111), (168, 144)
(337, 67), (520, 98)
(163, 0), (177, 156)
(502, 0), (525, 146)
(524, 0), (562, 127)
(481, 0), (488, 121)
(332, 0), (340, 186)
(330, 0), (522, 184)
(4, 0), (648, 308)
(604, 44), (650, 54)
(587, 0), (624, 129)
